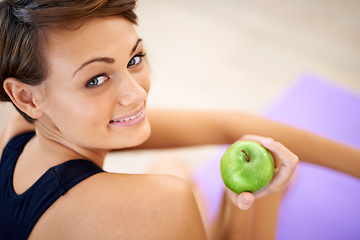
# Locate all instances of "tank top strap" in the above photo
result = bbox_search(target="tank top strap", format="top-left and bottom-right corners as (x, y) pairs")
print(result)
(0, 132), (104, 240)
(53, 159), (104, 192)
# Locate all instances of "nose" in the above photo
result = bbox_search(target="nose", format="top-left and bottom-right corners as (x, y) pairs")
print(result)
(117, 73), (147, 107)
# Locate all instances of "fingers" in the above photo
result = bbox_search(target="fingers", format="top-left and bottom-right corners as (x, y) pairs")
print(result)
(261, 139), (298, 195)
(237, 192), (255, 211)
(239, 134), (299, 199)
(227, 135), (298, 208)
(260, 137), (298, 169)
(226, 188), (254, 211)
(240, 134), (298, 166)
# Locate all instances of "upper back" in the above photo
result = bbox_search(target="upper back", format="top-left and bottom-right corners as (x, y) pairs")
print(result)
(0, 114), (206, 239)
(28, 173), (206, 240)
(0, 132), (104, 239)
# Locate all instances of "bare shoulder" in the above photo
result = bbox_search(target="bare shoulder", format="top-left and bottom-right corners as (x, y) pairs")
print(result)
(30, 172), (206, 240)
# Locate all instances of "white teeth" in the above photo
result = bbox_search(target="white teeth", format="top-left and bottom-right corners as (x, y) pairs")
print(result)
(112, 111), (142, 123)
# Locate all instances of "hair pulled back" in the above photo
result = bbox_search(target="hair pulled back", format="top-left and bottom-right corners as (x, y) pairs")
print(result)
(0, 0), (137, 121)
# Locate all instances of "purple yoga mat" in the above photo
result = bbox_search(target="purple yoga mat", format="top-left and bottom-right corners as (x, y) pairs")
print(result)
(194, 74), (360, 240)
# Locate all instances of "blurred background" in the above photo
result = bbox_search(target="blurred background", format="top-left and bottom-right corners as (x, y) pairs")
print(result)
(1, 0), (359, 172)
(136, 0), (360, 112)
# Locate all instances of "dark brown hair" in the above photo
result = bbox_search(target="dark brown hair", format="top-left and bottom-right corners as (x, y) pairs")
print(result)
(0, 0), (137, 122)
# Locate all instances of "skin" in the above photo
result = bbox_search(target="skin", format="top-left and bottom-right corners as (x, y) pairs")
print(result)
(5, 17), (153, 193)
(140, 109), (360, 179)
(5, 14), (358, 239)
(2, 17), (205, 239)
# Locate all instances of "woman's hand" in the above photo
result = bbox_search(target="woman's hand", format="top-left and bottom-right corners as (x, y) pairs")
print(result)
(226, 134), (299, 210)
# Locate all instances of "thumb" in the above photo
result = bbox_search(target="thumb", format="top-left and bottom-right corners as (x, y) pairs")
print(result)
(226, 188), (255, 210)
(237, 192), (254, 210)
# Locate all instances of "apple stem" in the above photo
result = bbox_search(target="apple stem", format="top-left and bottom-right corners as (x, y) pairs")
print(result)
(241, 150), (251, 162)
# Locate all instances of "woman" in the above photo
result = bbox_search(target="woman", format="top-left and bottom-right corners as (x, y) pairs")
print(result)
(0, 1), (357, 239)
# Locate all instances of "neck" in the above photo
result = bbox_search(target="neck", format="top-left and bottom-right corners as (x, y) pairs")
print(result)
(33, 123), (108, 168)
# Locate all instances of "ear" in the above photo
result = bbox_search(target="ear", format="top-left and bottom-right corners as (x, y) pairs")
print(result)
(3, 78), (44, 120)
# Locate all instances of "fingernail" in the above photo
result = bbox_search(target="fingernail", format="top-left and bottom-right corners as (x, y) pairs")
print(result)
(239, 193), (254, 204)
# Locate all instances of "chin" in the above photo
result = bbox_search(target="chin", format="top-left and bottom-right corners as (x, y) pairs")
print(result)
(114, 121), (151, 149)
(133, 125), (152, 147)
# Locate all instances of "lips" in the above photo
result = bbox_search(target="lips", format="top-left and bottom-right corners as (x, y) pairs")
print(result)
(110, 110), (143, 123)
(109, 106), (146, 126)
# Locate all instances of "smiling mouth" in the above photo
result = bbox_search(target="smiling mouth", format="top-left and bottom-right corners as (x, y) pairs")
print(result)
(110, 110), (143, 123)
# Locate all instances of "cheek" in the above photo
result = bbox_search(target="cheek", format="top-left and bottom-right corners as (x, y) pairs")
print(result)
(45, 97), (111, 147)
(63, 98), (109, 123)
(42, 88), (109, 128)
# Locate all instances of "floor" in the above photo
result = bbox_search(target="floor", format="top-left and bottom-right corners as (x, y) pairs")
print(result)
(1, 0), (359, 172)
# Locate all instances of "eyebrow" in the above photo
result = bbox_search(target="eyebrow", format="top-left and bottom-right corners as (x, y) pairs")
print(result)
(131, 38), (143, 55)
(73, 38), (143, 77)
(73, 57), (114, 77)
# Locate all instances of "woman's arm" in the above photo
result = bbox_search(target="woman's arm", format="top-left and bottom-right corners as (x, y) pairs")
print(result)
(141, 109), (360, 178)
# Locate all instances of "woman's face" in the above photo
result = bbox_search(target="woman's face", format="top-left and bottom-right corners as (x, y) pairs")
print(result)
(36, 17), (151, 150)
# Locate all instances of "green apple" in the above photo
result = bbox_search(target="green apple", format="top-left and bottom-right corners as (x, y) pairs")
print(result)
(220, 141), (274, 194)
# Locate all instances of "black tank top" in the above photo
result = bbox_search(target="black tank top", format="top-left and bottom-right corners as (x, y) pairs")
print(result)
(0, 132), (104, 240)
